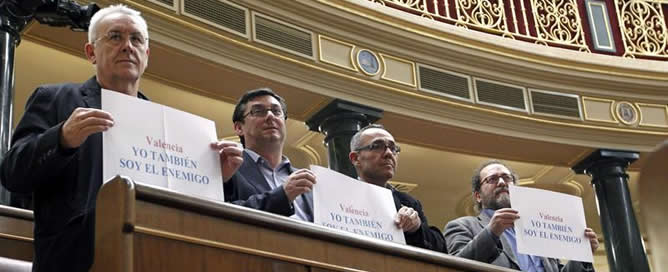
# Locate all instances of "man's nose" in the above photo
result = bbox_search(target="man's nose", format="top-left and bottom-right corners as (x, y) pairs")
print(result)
(121, 37), (136, 53)
(382, 146), (396, 157)
(265, 110), (280, 119)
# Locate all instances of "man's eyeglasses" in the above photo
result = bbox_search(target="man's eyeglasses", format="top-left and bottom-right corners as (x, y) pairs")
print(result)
(481, 173), (515, 185)
(243, 106), (284, 119)
(95, 31), (148, 48)
(355, 140), (401, 154)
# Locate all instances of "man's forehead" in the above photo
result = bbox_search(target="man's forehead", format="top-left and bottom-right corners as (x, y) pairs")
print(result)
(361, 128), (394, 143)
(99, 14), (142, 32)
(248, 95), (280, 106)
(481, 163), (510, 176)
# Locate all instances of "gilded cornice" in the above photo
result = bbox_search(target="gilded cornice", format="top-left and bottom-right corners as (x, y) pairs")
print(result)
(68, 0), (668, 151)
(314, 0), (668, 84)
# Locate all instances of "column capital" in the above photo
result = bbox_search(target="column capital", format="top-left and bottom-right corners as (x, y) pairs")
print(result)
(306, 99), (382, 134)
(572, 149), (638, 176)
(305, 99), (383, 179)
(571, 148), (648, 272)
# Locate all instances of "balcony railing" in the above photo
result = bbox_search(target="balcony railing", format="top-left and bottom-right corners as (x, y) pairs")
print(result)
(367, 0), (668, 59)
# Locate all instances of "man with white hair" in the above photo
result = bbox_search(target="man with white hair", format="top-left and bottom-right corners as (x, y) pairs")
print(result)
(0, 4), (245, 270)
(3, 4), (153, 271)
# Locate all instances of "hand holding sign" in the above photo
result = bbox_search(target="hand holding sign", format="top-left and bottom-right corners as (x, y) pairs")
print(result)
(510, 185), (594, 262)
(585, 227), (599, 253)
(395, 206), (421, 233)
(210, 140), (243, 182)
(489, 208), (520, 236)
(284, 169), (316, 201)
(311, 165), (406, 245)
(102, 89), (223, 200)
(61, 108), (114, 148)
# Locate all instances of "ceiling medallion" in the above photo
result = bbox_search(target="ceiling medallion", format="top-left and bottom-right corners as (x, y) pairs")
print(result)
(615, 101), (638, 125)
(356, 49), (380, 76)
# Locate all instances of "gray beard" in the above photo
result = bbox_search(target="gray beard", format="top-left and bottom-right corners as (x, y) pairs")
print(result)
(483, 193), (511, 210)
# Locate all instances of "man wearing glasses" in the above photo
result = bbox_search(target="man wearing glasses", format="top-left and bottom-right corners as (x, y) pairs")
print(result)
(0, 4), (153, 271)
(444, 160), (599, 271)
(348, 124), (446, 251)
(222, 88), (315, 221)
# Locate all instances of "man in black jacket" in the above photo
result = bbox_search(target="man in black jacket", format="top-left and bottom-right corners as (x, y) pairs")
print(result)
(348, 124), (446, 252)
(222, 88), (315, 221)
(0, 4), (151, 271)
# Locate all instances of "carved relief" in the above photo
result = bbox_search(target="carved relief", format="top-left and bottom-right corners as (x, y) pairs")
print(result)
(372, 0), (432, 17)
(616, 0), (668, 58)
(531, 0), (589, 51)
(455, 0), (508, 32)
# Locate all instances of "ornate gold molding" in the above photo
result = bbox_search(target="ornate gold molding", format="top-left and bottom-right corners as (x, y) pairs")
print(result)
(117, 0), (668, 139)
(318, 35), (359, 72)
(531, 0), (590, 51)
(371, 0), (432, 18)
(615, 0), (668, 58)
(455, 0), (508, 33)
(366, 0), (596, 50)
(636, 103), (668, 128)
(369, 0), (668, 58)
(615, 101), (640, 125)
(379, 53), (417, 87)
(582, 96), (618, 124)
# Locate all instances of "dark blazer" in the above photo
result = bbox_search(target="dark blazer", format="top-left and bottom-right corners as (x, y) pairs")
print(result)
(224, 151), (313, 221)
(0, 77), (147, 272)
(444, 212), (594, 271)
(389, 185), (446, 252)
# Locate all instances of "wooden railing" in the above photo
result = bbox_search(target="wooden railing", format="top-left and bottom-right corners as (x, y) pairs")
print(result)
(91, 176), (516, 272)
(0, 205), (33, 262)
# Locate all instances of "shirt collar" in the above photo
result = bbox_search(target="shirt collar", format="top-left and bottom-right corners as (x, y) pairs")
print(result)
(356, 177), (391, 189)
(245, 148), (291, 169)
(481, 208), (496, 219)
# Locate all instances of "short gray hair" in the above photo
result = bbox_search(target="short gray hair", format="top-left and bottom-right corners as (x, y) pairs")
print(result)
(350, 124), (386, 151)
(88, 4), (148, 45)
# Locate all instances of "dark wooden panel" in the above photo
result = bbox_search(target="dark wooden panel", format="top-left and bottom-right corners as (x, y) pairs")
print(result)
(0, 206), (34, 262)
(0, 239), (32, 261)
(134, 233), (309, 272)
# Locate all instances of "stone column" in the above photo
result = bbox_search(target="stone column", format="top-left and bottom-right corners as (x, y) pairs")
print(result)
(0, 15), (20, 206)
(305, 99), (382, 179)
(572, 149), (649, 272)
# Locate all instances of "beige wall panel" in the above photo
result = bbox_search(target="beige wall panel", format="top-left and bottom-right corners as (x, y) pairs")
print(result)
(582, 98), (617, 123)
(640, 141), (668, 272)
(380, 54), (416, 87)
(318, 36), (357, 71)
(638, 104), (668, 128)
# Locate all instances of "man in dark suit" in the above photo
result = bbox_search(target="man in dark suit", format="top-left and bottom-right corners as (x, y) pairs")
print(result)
(221, 88), (315, 221)
(0, 4), (181, 271)
(444, 160), (599, 271)
(348, 124), (446, 252)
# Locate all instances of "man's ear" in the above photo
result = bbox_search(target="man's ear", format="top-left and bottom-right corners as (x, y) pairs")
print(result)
(233, 122), (244, 136)
(349, 151), (358, 166)
(473, 191), (481, 204)
(85, 43), (96, 64)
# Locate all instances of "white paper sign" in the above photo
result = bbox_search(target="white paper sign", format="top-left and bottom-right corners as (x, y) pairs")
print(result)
(102, 89), (223, 200)
(510, 185), (593, 262)
(310, 165), (406, 245)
